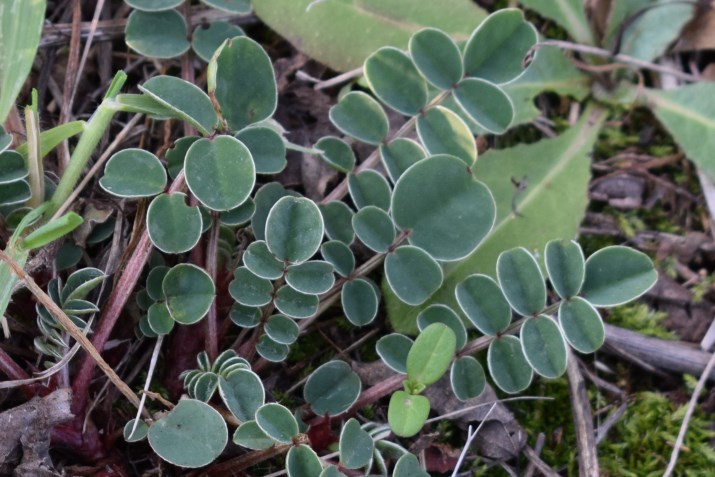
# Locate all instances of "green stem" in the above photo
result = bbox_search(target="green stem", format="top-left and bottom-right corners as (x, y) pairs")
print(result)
(0, 246), (29, 338)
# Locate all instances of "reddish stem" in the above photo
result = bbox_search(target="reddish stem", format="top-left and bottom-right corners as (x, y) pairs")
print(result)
(205, 213), (220, 361)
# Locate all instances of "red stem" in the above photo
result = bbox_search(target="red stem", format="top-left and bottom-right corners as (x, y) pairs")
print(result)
(205, 213), (220, 361)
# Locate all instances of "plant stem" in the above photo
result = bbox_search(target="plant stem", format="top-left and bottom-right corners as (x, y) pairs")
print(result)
(205, 213), (220, 361)
(0, 246), (28, 338)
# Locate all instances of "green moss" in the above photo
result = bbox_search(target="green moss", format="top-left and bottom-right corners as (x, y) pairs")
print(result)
(607, 303), (674, 340)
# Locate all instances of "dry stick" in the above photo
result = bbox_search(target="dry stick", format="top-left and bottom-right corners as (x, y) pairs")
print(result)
(539, 40), (699, 82)
(68, 0), (105, 115)
(565, 348), (599, 477)
(663, 350), (715, 477)
(0, 250), (140, 409)
(128, 335), (164, 439)
(51, 114), (143, 220)
(72, 171), (186, 416)
(58, 0), (83, 171)
(451, 404), (497, 477)
(313, 67), (363, 90)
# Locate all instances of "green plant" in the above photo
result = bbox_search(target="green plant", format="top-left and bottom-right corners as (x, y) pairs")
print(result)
(0, 5), (662, 476)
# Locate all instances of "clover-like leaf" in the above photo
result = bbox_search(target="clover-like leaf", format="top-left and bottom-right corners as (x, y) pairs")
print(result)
(266, 196), (323, 263)
(209, 36), (277, 131)
(329, 91), (389, 145)
(352, 205), (395, 253)
(316, 136), (356, 173)
(388, 391), (430, 438)
(364, 47), (428, 116)
(341, 278), (379, 327)
(320, 201), (355, 245)
(416, 305), (467, 350)
(339, 418), (374, 469)
(285, 261), (335, 295)
(385, 246), (443, 306)
(497, 247), (546, 317)
(376, 333), (413, 374)
(392, 154), (495, 261)
(521, 315), (568, 378)
(417, 106), (476, 166)
(450, 356), (486, 401)
(379, 138), (425, 183)
(455, 274), (511, 336)
(146, 193), (202, 254)
(163, 264), (215, 324)
(487, 335), (533, 394)
(463, 8), (538, 83)
(255, 403), (299, 444)
(148, 399), (227, 468)
(99, 148), (166, 198)
(406, 323), (456, 387)
(185, 136), (255, 211)
(287, 444), (323, 477)
(304, 360), (361, 416)
(192, 21), (245, 62)
(140, 76), (218, 135)
(320, 241), (355, 277)
(581, 246), (657, 307)
(558, 297), (605, 354)
(219, 370), (265, 422)
(409, 28), (463, 90)
(454, 78), (513, 134)
(125, 10), (189, 59)
(545, 239), (585, 300)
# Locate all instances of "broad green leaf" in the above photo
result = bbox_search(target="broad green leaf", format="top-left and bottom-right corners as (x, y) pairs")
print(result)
(147, 302), (175, 335)
(581, 246), (657, 307)
(409, 28), (463, 90)
(352, 205), (395, 253)
(387, 107), (605, 334)
(235, 126), (286, 174)
(392, 154), (495, 261)
(185, 136), (255, 211)
(0, 180), (30, 205)
(406, 323), (456, 386)
(342, 278), (379, 327)
(125, 10), (190, 58)
(230, 303), (262, 328)
(329, 92), (388, 145)
(165, 136), (199, 179)
(519, 0), (594, 44)
(558, 297), (604, 354)
(201, 0), (251, 13)
(0, 0), (45, 124)
(252, 0), (486, 72)
(520, 315), (568, 378)
(146, 193), (202, 254)
(255, 403), (299, 444)
(320, 201), (355, 245)
(416, 106), (476, 166)
(364, 47), (428, 116)
(393, 452), (430, 477)
(347, 170), (391, 211)
(455, 274), (511, 336)
(285, 261), (335, 295)
(125, 0), (184, 11)
(218, 370), (265, 422)
(315, 136), (356, 173)
(99, 148), (166, 198)
(645, 83), (715, 178)
(124, 419), (149, 442)
(454, 79), (513, 134)
(450, 356), (486, 401)
(388, 391), (430, 438)
(148, 399), (227, 468)
(545, 239), (585, 299)
(487, 335), (532, 394)
(233, 421), (274, 450)
(0, 151), (28, 184)
(266, 196), (324, 263)
(243, 240), (284, 280)
(192, 21), (245, 62)
(265, 314), (300, 345)
(376, 333), (413, 374)
(287, 445), (323, 477)
(416, 305), (467, 350)
(256, 335), (290, 362)
(497, 247), (546, 316)
(209, 36), (277, 131)
(163, 264), (215, 324)
(321, 241), (354, 277)
(340, 418), (374, 469)
(229, 267), (273, 307)
(379, 138), (425, 183)
(140, 76), (218, 135)
(252, 182), (295, 241)
(463, 9), (538, 83)
(274, 285), (319, 318)
(385, 246), (443, 306)
(618, 1), (693, 62)
(304, 360), (361, 416)
(22, 213), (83, 250)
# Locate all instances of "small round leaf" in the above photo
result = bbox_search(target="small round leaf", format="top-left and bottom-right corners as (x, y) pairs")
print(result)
(454, 78), (513, 134)
(416, 305), (467, 350)
(385, 246), (443, 306)
(235, 126), (286, 175)
(487, 336), (533, 394)
(266, 196), (324, 263)
(320, 241), (355, 277)
(274, 285), (319, 319)
(201, 0), (251, 13)
(388, 391), (430, 438)
(124, 419), (149, 442)
(285, 261), (335, 295)
(497, 247), (546, 317)
(558, 297), (605, 354)
(163, 264), (215, 325)
(148, 302), (175, 335)
(316, 136), (356, 173)
(125, 0), (183, 11)
(255, 403), (299, 444)
(100, 148), (166, 198)
(581, 246), (657, 307)
(352, 206), (395, 253)
(287, 444), (323, 477)
(147, 193), (202, 254)
(406, 323), (456, 387)
(320, 201), (355, 245)
(364, 47), (428, 116)
(125, 10), (189, 59)
(0, 151), (28, 184)
(409, 28), (463, 90)
(450, 356), (486, 401)
(243, 240), (284, 280)
(218, 370), (265, 422)
(393, 453), (430, 477)
(192, 21), (245, 62)
(256, 335), (290, 362)
(140, 76), (218, 135)
(347, 169), (392, 211)
(233, 421), (274, 450)
(265, 314), (300, 345)
(455, 274), (511, 336)
(416, 106), (476, 166)
(304, 360), (361, 416)
(376, 333), (413, 374)
(229, 267), (273, 307)
(252, 182), (293, 240)
(229, 303), (262, 328)
(221, 198), (255, 226)
(545, 239), (585, 300)
(379, 138), (425, 183)
(339, 418), (374, 469)
(521, 315), (568, 378)
(341, 278), (379, 327)
(166, 136), (199, 179)
(329, 91), (388, 145)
